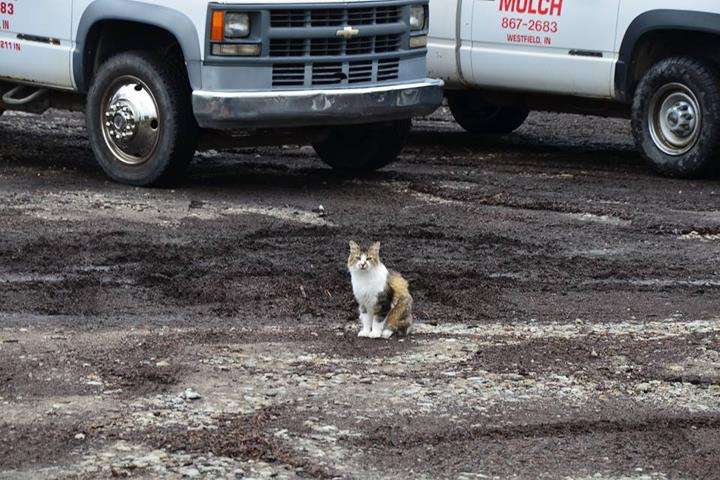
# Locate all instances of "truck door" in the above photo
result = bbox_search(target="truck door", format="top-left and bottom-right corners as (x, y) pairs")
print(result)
(469, 0), (621, 98)
(0, 0), (73, 88)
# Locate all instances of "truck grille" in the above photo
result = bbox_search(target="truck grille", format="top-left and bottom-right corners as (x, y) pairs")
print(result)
(272, 64), (306, 87)
(272, 57), (400, 88)
(270, 6), (402, 28)
(377, 58), (400, 81)
(266, 4), (409, 89)
(269, 34), (402, 58)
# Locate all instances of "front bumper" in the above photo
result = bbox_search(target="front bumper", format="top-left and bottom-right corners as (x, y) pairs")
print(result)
(191, 79), (444, 129)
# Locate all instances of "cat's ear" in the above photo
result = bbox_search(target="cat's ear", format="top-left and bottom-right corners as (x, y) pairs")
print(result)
(369, 241), (381, 257)
(349, 241), (360, 254)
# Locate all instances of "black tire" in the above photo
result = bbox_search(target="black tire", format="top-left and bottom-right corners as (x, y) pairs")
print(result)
(631, 57), (720, 178)
(447, 91), (529, 135)
(313, 120), (411, 174)
(86, 51), (198, 186)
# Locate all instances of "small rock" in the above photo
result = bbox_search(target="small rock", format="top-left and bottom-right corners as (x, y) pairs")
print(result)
(635, 382), (653, 393)
(183, 388), (202, 401)
(74, 433), (86, 440)
(156, 360), (170, 367)
(180, 467), (201, 478)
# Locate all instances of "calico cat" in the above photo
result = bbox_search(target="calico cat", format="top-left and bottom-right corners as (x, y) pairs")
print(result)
(347, 241), (414, 339)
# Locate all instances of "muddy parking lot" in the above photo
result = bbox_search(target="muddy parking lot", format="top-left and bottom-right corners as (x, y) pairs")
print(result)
(1, 108), (719, 479)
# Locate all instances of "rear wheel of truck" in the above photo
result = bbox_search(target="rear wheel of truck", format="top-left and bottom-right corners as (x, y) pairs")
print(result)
(632, 57), (720, 178)
(447, 92), (529, 135)
(313, 120), (411, 174)
(86, 51), (198, 186)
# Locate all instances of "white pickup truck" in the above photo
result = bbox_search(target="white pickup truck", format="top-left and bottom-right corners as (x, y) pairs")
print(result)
(0, 0), (442, 185)
(429, 0), (720, 178)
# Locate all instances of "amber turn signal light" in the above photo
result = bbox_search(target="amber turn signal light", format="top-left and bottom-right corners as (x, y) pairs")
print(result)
(211, 11), (225, 42)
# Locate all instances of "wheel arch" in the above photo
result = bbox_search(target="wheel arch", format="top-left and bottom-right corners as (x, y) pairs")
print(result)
(615, 10), (720, 103)
(74, 0), (202, 93)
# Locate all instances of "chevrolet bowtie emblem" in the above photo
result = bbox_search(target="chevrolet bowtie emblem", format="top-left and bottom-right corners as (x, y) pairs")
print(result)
(336, 26), (360, 39)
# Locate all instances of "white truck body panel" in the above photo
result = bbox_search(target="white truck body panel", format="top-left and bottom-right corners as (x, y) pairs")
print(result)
(468, 0), (620, 98)
(428, 0), (720, 100)
(1, 1), (73, 87)
(430, 0), (623, 98)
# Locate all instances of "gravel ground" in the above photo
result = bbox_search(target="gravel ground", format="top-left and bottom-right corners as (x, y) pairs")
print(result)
(0, 107), (719, 480)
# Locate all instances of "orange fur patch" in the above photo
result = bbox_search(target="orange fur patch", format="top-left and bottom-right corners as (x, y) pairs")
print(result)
(385, 271), (413, 334)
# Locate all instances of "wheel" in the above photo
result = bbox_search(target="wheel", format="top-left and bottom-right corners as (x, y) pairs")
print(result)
(447, 91), (528, 135)
(313, 120), (411, 174)
(631, 57), (720, 178)
(86, 51), (198, 186)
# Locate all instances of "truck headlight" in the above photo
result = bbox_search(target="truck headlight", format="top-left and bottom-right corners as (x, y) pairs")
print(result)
(224, 12), (251, 38)
(409, 5), (427, 31)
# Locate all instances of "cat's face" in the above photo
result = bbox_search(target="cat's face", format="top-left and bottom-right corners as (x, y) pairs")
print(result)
(348, 241), (381, 272)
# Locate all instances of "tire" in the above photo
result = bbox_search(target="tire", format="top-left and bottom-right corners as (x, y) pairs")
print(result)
(631, 56), (720, 178)
(86, 51), (198, 186)
(313, 120), (411, 174)
(447, 91), (529, 135)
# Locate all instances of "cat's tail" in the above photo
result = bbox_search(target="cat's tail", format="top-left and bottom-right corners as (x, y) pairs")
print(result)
(386, 273), (414, 336)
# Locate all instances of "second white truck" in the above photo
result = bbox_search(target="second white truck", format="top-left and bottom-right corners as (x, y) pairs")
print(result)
(0, 0), (442, 185)
(429, 0), (720, 178)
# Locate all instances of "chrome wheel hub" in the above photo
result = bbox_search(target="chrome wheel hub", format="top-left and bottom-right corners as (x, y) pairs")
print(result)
(648, 83), (701, 156)
(100, 77), (160, 165)
(106, 105), (137, 142)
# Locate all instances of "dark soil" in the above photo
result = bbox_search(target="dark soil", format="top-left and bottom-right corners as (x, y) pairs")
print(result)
(1, 108), (719, 479)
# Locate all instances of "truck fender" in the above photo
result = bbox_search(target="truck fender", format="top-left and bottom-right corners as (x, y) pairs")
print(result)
(73, 0), (202, 92)
(615, 9), (720, 103)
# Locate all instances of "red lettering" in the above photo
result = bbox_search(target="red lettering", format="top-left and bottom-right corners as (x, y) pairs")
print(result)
(499, 0), (515, 12)
(506, 33), (542, 44)
(537, 0), (549, 15)
(0, 39), (20, 51)
(499, 0), (562, 16)
(0, 2), (14, 15)
(550, 0), (563, 16)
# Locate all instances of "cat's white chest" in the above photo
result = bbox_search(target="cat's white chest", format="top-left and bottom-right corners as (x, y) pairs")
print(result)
(351, 268), (388, 309)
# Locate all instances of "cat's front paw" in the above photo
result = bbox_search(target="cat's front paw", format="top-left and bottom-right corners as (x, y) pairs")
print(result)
(368, 330), (382, 339)
(381, 328), (394, 339)
(358, 329), (371, 338)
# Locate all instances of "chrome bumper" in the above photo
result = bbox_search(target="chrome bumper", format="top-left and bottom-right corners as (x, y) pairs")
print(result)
(192, 79), (444, 129)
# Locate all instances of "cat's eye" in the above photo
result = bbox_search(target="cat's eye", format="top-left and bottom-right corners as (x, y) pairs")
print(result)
(367, 257), (373, 261)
